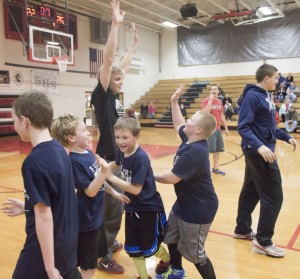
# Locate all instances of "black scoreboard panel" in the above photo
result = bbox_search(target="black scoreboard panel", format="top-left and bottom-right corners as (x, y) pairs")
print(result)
(3, 0), (78, 49)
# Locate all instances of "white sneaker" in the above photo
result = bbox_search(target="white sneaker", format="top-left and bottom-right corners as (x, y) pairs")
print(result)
(252, 238), (285, 258)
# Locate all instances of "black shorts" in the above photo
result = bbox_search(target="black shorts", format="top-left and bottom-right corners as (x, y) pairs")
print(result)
(125, 211), (166, 258)
(77, 223), (108, 270)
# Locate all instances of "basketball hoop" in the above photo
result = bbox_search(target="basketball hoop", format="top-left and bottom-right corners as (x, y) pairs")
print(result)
(52, 55), (69, 72)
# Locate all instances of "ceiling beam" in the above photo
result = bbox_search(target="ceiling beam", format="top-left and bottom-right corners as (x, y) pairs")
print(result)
(121, 0), (191, 28)
(265, 0), (285, 16)
(294, 0), (300, 8)
(207, 0), (231, 13)
(237, 0), (252, 10)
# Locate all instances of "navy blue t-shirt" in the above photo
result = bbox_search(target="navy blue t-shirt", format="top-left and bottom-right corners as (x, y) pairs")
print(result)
(171, 126), (218, 224)
(69, 149), (105, 232)
(14, 140), (78, 279)
(115, 146), (164, 213)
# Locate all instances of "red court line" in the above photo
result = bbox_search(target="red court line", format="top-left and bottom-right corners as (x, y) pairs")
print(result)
(286, 224), (300, 250)
(0, 185), (23, 193)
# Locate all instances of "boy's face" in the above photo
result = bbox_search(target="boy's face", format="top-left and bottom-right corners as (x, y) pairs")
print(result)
(210, 86), (219, 98)
(265, 72), (279, 91)
(109, 74), (124, 94)
(74, 120), (91, 149)
(12, 111), (30, 142)
(114, 128), (139, 155)
(184, 113), (201, 137)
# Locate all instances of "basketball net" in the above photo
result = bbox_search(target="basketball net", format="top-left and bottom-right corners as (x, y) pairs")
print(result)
(52, 55), (69, 72)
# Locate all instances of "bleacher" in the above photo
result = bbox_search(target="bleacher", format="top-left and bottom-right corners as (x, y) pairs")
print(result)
(132, 74), (300, 131)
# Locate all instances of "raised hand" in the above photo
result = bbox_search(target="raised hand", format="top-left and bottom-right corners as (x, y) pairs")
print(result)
(1, 198), (25, 217)
(131, 23), (139, 45)
(171, 84), (186, 103)
(111, 0), (125, 25)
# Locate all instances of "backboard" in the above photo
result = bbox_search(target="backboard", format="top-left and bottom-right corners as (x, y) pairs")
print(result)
(28, 25), (74, 65)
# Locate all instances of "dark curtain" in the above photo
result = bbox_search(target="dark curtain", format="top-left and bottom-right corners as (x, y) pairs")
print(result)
(178, 9), (300, 65)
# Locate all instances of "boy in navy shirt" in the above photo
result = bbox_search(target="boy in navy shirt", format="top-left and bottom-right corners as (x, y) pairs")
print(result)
(105, 117), (170, 279)
(1, 91), (81, 279)
(51, 114), (129, 279)
(155, 85), (218, 279)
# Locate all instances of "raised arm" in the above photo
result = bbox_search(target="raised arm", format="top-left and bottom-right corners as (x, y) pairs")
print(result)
(99, 0), (125, 92)
(119, 23), (139, 76)
(171, 84), (186, 133)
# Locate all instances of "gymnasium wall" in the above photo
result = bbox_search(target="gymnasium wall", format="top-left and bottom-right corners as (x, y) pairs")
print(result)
(0, 3), (160, 119)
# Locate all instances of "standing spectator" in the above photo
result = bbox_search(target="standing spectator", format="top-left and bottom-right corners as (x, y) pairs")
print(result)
(140, 102), (148, 119)
(148, 102), (156, 119)
(234, 63), (297, 258)
(222, 94), (233, 106)
(202, 84), (229, 175)
(236, 93), (243, 114)
(279, 99), (292, 122)
(285, 106), (298, 133)
(223, 100), (234, 121)
(90, 0), (139, 274)
(180, 103), (187, 120)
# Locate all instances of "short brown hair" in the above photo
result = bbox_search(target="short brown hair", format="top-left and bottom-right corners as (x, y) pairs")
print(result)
(13, 91), (53, 129)
(51, 114), (81, 146)
(114, 117), (140, 137)
(256, 64), (278, 83)
(195, 111), (217, 138)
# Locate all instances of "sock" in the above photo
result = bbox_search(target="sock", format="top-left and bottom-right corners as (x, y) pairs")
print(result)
(132, 256), (149, 279)
(154, 245), (170, 263)
(168, 243), (183, 270)
(195, 257), (216, 279)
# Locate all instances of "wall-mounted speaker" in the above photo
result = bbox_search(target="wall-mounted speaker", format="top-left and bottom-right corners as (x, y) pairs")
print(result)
(180, 4), (197, 18)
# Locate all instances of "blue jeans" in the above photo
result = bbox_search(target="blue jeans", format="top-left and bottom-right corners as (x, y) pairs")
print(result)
(235, 155), (283, 246)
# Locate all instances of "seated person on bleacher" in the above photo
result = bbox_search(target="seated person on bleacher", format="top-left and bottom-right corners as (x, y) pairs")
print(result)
(276, 72), (286, 91)
(279, 99), (292, 122)
(285, 106), (298, 133)
(287, 82), (299, 94)
(285, 90), (297, 104)
(276, 82), (287, 103)
(140, 102), (148, 119)
(223, 100), (234, 121)
(222, 94), (233, 106)
(285, 73), (294, 88)
(148, 102), (156, 119)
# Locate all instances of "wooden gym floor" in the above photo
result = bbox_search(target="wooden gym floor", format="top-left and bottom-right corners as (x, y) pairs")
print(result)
(0, 128), (300, 279)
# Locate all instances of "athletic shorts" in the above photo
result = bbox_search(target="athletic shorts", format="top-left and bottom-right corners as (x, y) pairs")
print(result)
(77, 223), (108, 270)
(163, 211), (211, 264)
(125, 211), (166, 258)
(208, 129), (224, 153)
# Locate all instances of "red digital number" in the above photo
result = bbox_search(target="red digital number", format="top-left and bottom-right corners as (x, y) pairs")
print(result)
(26, 8), (36, 17)
(56, 15), (65, 24)
(40, 7), (51, 17)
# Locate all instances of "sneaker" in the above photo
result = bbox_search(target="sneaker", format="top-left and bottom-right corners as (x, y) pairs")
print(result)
(155, 266), (185, 279)
(112, 242), (123, 253)
(212, 168), (226, 175)
(234, 231), (256, 240)
(252, 239), (285, 258)
(155, 260), (170, 274)
(97, 259), (125, 274)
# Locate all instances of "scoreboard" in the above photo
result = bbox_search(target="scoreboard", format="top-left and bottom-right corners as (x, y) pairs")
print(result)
(3, 0), (78, 48)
